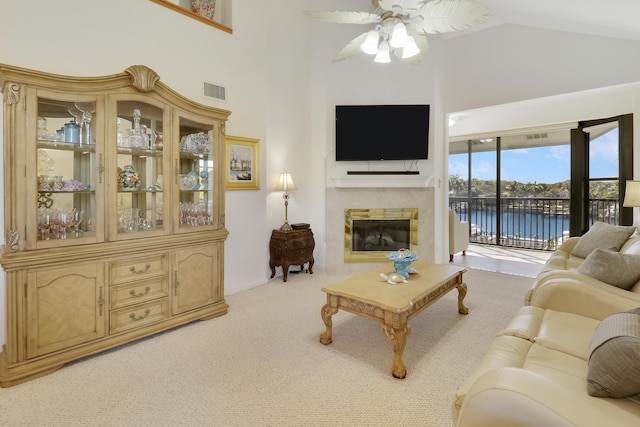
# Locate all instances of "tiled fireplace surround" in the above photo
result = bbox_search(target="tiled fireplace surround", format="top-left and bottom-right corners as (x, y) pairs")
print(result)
(325, 186), (435, 274)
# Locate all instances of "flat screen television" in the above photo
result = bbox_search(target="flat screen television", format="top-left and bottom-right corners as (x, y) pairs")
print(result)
(335, 104), (430, 161)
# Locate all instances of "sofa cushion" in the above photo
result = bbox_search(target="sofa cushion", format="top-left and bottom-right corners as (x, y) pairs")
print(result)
(577, 248), (640, 290)
(534, 309), (600, 360)
(587, 308), (640, 398)
(619, 233), (640, 255)
(571, 222), (636, 259)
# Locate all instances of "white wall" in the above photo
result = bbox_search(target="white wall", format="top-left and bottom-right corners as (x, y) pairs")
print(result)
(308, 0), (448, 264)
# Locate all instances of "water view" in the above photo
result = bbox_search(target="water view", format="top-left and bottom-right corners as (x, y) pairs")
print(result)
(467, 210), (569, 242)
(451, 196), (620, 251)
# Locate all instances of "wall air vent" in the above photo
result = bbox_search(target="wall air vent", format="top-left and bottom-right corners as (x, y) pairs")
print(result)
(526, 132), (548, 140)
(203, 82), (227, 102)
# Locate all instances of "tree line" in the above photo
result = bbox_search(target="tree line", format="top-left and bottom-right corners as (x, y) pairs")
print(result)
(449, 174), (619, 199)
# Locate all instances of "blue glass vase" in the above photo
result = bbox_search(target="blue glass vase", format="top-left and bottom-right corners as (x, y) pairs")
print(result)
(387, 249), (418, 279)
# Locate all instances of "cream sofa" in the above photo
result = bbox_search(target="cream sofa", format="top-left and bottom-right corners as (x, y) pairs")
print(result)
(525, 228), (640, 304)
(453, 223), (640, 427)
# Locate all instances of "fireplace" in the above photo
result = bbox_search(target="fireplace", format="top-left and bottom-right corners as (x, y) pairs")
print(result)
(325, 187), (434, 273)
(344, 208), (418, 262)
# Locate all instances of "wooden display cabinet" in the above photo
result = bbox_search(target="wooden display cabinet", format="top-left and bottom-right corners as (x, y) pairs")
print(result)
(0, 64), (231, 387)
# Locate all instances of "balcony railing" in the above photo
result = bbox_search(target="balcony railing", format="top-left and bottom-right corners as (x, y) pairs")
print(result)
(449, 197), (620, 251)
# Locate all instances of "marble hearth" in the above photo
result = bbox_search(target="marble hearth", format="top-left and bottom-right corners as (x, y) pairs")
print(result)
(326, 187), (435, 274)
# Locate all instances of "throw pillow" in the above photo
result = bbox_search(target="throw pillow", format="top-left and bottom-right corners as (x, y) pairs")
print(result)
(587, 308), (640, 398)
(571, 222), (636, 259)
(577, 248), (640, 290)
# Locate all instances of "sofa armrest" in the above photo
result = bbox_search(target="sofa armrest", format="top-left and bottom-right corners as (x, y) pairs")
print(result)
(556, 236), (580, 253)
(455, 367), (640, 427)
(526, 270), (640, 320)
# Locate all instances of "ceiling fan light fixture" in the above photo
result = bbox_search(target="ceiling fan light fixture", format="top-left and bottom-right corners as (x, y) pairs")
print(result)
(401, 36), (420, 58)
(361, 30), (380, 55)
(374, 40), (391, 63)
(306, 0), (492, 65)
(389, 21), (410, 48)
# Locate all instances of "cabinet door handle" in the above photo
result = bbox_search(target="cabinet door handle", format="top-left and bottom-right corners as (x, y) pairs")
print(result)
(175, 159), (179, 184)
(98, 153), (105, 184)
(129, 286), (151, 297)
(98, 286), (104, 316)
(129, 309), (151, 321)
(174, 271), (179, 296)
(129, 264), (151, 274)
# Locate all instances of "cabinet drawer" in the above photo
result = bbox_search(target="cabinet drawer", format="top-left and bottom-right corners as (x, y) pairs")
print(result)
(110, 255), (168, 284)
(109, 299), (169, 334)
(110, 277), (169, 310)
(288, 251), (313, 265)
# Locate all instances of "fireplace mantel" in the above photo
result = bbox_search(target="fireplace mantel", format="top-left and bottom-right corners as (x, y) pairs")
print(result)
(326, 187), (435, 274)
(330, 174), (434, 188)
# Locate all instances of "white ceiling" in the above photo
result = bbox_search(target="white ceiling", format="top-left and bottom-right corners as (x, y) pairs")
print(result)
(477, 0), (640, 42)
(444, 0), (640, 144)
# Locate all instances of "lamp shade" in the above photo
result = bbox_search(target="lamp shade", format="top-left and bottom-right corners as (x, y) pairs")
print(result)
(624, 181), (640, 207)
(360, 30), (379, 55)
(374, 40), (391, 63)
(401, 36), (420, 58)
(274, 171), (297, 192)
(389, 22), (410, 48)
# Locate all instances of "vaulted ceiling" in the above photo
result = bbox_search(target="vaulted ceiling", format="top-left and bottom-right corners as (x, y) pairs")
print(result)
(478, 0), (640, 42)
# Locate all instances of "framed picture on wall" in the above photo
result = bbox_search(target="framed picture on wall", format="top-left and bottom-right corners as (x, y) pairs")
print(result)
(225, 135), (260, 190)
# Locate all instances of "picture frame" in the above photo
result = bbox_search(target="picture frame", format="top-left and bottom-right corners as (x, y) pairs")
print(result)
(225, 135), (260, 190)
(148, 0), (232, 33)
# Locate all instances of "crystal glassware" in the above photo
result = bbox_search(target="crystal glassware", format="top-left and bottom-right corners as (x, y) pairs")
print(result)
(52, 209), (67, 239)
(75, 102), (96, 146)
(38, 208), (52, 240)
(71, 208), (85, 235)
(67, 105), (84, 143)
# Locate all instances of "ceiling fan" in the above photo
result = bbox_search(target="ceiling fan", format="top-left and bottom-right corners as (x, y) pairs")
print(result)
(305, 0), (492, 64)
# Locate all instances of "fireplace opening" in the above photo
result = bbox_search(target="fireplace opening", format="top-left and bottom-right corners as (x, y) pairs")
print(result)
(345, 208), (418, 262)
(352, 220), (410, 251)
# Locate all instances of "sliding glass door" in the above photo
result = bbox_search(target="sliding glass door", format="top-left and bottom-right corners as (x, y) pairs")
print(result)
(450, 114), (633, 250)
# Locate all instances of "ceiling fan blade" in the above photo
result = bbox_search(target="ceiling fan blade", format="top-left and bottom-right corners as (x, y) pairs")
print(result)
(418, 0), (492, 34)
(332, 32), (370, 63)
(305, 10), (381, 25)
(377, 0), (427, 13)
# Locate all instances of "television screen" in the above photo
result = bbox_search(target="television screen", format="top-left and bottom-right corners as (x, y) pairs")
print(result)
(335, 104), (430, 161)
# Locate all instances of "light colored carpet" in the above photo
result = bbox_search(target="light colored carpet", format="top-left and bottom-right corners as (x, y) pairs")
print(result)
(0, 267), (533, 427)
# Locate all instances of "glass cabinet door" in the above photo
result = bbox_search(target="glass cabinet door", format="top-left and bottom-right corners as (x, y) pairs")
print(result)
(110, 98), (169, 240)
(174, 111), (220, 233)
(31, 91), (103, 249)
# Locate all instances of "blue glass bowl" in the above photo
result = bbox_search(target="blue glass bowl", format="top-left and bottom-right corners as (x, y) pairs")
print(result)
(386, 249), (418, 279)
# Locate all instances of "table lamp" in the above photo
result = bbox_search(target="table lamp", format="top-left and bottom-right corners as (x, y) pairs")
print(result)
(623, 180), (640, 208)
(624, 180), (640, 227)
(274, 170), (297, 231)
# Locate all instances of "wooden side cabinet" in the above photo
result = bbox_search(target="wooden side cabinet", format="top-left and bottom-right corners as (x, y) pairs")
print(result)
(269, 228), (315, 282)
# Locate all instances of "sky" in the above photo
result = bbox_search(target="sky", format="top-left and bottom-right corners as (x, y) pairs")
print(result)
(449, 129), (619, 184)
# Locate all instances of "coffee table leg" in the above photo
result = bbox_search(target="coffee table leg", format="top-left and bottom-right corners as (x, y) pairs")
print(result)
(320, 303), (338, 345)
(457, 282), (469, 315)
(383, 324), (411, 379)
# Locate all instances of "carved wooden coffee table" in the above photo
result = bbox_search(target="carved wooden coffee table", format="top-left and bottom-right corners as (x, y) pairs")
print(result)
(320, 261), (468, 379)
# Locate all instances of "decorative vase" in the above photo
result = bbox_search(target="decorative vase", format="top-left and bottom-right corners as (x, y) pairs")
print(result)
(191, 0), (216, 20)
(118, 165), (141, 191)
(386, 249), (419, 279)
